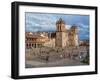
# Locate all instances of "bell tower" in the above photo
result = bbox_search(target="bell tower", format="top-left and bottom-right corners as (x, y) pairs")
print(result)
(55, 18), (68, 47)
(56, 18), (66, 32)
(68, 25), (79, 46)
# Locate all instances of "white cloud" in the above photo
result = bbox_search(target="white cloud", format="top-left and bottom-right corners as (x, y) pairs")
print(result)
(65, 25), (71, 30)
(25, 12), (89, 40)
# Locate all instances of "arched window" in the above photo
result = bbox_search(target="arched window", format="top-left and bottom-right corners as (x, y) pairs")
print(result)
(27, 44), (28, 47)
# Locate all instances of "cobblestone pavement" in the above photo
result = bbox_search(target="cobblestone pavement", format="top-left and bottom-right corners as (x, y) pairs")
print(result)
(25, 46), (89, 68)
(25, 58), (86, 68)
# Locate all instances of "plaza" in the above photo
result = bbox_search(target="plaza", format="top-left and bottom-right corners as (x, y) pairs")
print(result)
(25, 18), (89, 68)
(25, 46), (89, 68)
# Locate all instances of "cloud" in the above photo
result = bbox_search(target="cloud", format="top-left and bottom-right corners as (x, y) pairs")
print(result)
(76, 23), (89, 40)
(25, 12), (57, 32)
(65, 25), (71, 30)
(25, 12), (89, 40)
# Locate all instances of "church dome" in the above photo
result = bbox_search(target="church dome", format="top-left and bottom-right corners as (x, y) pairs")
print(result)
(71, 24), (77, 29)
(56, 18), (65, 24)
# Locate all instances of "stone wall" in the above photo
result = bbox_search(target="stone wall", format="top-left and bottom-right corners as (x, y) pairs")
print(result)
(26, 46), (89, 62)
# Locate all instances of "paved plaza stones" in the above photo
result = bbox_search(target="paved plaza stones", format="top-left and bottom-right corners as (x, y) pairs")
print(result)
(25, 46), (89, 68)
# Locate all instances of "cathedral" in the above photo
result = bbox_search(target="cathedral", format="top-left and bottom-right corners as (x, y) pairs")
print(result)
(25, 18), (79, 48)
(55, 18), (79, 47)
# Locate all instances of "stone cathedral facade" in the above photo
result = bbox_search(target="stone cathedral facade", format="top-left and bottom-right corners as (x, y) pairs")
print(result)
(25, 18), (79, 49)
(55, 18), (79, 47)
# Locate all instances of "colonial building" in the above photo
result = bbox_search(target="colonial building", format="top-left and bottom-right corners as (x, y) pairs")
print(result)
(55, 18), (68, 47)
(25, 32), (48, 48)
(55, 18), (79, 47)
(25, 18), (79, 48)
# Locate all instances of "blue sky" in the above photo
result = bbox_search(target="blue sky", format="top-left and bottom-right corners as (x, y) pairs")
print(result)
(25, 12), (89, 40)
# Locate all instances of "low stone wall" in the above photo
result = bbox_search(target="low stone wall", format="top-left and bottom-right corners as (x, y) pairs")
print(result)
(25, 46), (89, 62)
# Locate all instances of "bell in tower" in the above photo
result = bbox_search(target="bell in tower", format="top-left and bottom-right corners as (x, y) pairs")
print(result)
(55, 18), (68, 47)
(56, 18), (66, 32)
(69, 24), (79, 46)
(70, 24), (77, 34)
